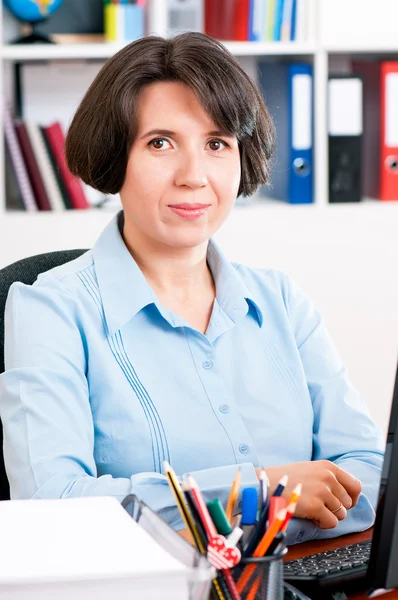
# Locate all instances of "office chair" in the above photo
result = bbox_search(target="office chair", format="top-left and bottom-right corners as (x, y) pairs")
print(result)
(0, 249), (88, 501)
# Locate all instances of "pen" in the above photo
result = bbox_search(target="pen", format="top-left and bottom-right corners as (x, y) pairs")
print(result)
(259, 468), (269, 509)
(242, 496), (269, 558)
(225, 467), (241, 523)
(207, 499), (233, 536)
(240, 487), (258, 548)
(272, 473), (288, 497)
(265, 530), (286, 556)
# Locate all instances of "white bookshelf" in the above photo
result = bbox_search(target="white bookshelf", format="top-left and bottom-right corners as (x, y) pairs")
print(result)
(0, 0), (398, 222)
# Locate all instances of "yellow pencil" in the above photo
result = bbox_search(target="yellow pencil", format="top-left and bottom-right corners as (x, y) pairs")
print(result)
(286, 482), (302, 506)
(163, 461), (205, 553)
(225, 467), (241, 523)
(163, 462), (225, 600)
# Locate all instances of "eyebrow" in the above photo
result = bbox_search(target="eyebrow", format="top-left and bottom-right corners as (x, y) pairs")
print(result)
(139, 129), (233, 140)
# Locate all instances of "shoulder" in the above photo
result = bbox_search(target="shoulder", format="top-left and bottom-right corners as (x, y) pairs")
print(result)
(232, 262), (292, 305)
(6, 250), (98, 316)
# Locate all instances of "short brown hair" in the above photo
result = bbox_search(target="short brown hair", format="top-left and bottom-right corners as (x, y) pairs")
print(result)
(65, 32), (275, 198)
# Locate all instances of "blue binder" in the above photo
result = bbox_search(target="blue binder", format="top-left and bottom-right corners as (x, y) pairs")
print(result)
(259, 62), (313, 204)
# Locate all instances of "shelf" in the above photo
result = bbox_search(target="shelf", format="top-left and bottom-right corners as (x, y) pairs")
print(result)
(1, 41), (317, 62)
(325, 44), (398, 55)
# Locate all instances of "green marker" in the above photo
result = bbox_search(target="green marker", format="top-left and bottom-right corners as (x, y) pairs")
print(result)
(206, 499), (233, 536)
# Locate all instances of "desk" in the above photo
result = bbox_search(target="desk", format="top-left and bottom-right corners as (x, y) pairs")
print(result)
(286, 529), (398, 599)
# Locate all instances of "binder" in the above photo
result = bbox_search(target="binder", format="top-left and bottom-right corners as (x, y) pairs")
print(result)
(328, 75), (363, 203)
(380, 61), (398, 201)
(352, 60), (381, 201)
(259, 61), (313, 204)
(352, 60), (398, 202)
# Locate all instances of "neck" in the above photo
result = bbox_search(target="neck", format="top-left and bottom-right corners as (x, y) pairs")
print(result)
(122, 220), (214, 301)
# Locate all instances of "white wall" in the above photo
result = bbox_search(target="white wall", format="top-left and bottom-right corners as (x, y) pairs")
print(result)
(1, 202), (397, 435)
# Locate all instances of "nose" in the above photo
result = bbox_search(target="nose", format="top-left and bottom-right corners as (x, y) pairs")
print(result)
(174, 151), (208, 189)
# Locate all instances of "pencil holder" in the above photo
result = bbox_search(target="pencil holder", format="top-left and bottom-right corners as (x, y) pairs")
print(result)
(231, 547), (287, 600)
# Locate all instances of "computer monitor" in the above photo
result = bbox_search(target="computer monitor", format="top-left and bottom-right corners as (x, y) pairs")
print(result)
(367, 362), (398, 592)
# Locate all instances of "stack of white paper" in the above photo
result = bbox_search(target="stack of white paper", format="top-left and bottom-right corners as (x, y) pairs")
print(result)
(0, 496), (190, 600)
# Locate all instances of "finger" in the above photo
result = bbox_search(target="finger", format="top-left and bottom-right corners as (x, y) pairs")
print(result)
(334, 466), (362, 506)
(311, 505), (339, 530)
(324, 490), (348, 522)
(328, 478), (353, 510)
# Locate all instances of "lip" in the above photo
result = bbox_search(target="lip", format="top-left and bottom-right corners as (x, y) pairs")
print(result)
(168, 203), (210, 209)
(168, 204), (210, 221)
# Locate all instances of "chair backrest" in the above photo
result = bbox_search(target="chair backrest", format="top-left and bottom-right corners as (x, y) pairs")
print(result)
(0, 249), (88, 500)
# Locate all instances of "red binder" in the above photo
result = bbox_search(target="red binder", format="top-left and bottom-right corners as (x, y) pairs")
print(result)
(205, 0), (249, 41)
(43, 122), (90, 210)
(380, 62), (398, 201)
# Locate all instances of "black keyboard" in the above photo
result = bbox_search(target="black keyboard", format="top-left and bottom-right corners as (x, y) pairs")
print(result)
(284, 540), (372, 598)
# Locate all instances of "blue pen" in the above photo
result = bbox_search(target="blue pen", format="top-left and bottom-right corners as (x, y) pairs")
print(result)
(240, 487), (258, 548)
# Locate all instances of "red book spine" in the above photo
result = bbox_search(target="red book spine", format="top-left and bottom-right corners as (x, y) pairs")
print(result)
(205, 0), (249, 41)
(43, 122), (90, 210)
(232, 0), (250, 41)
(15, 121), (51, 211)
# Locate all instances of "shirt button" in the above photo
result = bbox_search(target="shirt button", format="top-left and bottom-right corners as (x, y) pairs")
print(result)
(214, 319), (220, 326)
(219, 404), (229, 413)
(239, 444), (249, 454)
(202, 360), (213, 370)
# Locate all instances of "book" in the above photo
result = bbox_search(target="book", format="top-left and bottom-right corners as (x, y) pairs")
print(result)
(43, 122), (90, 210)
(3, 101), (37, 212)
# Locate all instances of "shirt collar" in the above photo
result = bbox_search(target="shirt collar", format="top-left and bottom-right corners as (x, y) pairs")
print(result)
(207, 238), (264, 328)
(93, 211), (263, 335)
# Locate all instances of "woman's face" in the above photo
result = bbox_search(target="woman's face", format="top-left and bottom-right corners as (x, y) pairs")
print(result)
(120, 81), (241, 251)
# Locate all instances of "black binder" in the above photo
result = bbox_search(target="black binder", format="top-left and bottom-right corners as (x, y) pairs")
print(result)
(328, 75), (363, 203)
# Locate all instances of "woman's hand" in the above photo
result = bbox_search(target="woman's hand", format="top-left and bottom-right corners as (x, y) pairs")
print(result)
(257, 460), (362, 530)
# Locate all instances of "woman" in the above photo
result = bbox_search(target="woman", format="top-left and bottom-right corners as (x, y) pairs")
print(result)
(0, 32), (384, 545)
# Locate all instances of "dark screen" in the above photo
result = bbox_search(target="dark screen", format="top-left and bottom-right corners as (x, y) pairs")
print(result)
(368, 364), (398, 590)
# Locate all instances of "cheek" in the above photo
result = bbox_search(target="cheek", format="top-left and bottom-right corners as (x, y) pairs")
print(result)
(212, 158), (241, 197)
(124, 154), (170, 196)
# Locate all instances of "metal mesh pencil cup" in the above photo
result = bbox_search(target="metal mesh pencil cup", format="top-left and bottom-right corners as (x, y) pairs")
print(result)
(231, 547), (288, 600)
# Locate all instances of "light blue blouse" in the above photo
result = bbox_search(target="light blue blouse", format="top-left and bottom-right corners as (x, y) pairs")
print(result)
(0, 212), (384, 544)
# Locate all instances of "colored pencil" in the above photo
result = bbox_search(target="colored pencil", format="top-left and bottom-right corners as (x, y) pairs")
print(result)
(226, 467), (241, 523)
(236, 508), (287, 593)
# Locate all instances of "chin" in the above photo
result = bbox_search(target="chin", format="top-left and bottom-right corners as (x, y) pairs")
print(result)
(163, 228), (212, 249)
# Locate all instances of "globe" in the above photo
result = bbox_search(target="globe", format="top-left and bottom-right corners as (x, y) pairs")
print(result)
(4, 0), (63, 25)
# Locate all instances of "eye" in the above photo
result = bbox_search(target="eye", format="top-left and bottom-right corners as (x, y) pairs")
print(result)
(207, 138), (229, 152)
(148, 138), (171, 150)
